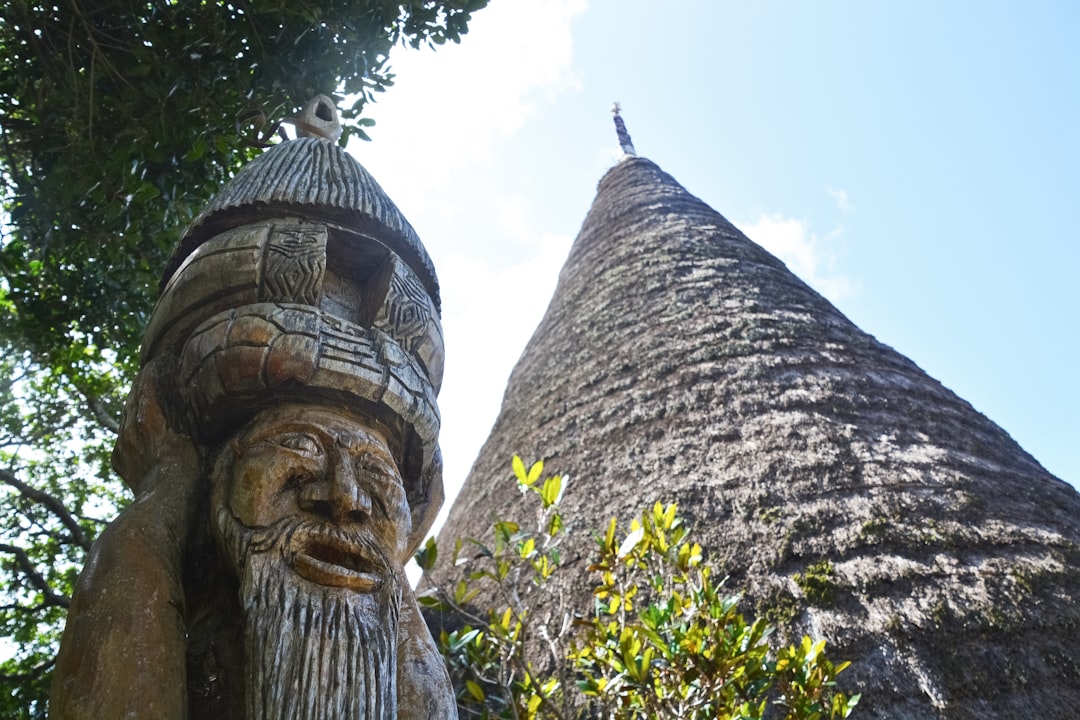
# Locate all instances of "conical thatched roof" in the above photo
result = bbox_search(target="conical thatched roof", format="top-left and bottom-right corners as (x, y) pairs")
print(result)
(429, 156), (1080, 717)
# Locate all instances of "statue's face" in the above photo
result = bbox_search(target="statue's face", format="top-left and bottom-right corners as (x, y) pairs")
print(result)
(221, 404), (413, 582)
(211, 404), (410, 720)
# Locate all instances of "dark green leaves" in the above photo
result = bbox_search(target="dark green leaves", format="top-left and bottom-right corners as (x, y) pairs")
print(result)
(415, 535), (439, 571)
(0, 2), (488, 714)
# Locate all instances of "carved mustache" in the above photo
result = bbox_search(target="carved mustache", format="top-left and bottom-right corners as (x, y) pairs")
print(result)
(243, 518), (394, 593)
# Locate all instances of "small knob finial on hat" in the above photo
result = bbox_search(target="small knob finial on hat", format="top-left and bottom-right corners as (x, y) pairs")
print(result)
(294, 95), (343, 143)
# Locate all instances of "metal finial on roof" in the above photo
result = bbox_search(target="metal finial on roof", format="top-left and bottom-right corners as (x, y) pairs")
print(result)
(611, 102), (637, 157)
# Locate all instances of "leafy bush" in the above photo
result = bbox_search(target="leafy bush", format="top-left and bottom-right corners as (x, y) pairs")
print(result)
(418, 457), (860, 720)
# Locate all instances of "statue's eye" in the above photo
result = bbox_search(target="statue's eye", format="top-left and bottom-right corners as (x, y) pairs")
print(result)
(356, 453), (405, 518)
(273, 432), (322, 456)
(358, 454), (398, 481)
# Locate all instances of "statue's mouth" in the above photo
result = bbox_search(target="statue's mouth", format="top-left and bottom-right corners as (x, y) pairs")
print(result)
(290, 531), (384, 592)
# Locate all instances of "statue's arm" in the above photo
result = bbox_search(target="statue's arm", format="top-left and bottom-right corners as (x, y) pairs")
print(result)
(397, 584), (458, 720)
(50, 361), (201, 720)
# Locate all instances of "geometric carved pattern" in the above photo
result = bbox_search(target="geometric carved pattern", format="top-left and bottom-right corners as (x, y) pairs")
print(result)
(383, 268), (432, 340)
(374, 260), (445, 392)
(179, 302), (439, 462)
(260, 223), (327, 305)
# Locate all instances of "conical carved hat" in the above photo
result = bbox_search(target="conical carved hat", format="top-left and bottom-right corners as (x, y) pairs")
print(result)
(165, 136), (439, 310)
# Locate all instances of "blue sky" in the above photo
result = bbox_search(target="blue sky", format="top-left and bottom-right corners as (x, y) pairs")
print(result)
(354, 0), (1080, 524)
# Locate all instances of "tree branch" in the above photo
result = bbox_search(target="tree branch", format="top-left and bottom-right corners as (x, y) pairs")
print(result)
(0, 542), (71, 609)
(74, 383), (120, 435)
(0, 600), (62, 614)
(0, 468), (92, 551)
(0, 657), (56, 683)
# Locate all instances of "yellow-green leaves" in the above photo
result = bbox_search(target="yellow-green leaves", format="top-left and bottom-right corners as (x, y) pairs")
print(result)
(465, 679), (485, 702)
(547, 511), (565, 536)
(604, 516), (618, 553)
(574, 500), (858, 719)
(514, 455), (563, 508)
(512, 454), (544, 487)
(432, 457), (571, 719)
(432, 456), (859, 720)
(519, 537), (537, 560)
(539, 474), (563, 508)
(773, 636), (860, 718)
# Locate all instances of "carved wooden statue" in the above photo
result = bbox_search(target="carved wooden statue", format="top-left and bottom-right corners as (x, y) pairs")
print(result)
(50, 97), (455, 720)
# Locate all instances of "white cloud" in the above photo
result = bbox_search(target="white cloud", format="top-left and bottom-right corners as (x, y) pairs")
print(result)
(827, 187), (854, 213)
(354, 0), (585, 198)
(739, 213), (856, 303)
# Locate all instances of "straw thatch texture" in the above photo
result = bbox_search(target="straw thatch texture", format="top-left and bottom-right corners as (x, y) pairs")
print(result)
(430, 157), (1080, 718)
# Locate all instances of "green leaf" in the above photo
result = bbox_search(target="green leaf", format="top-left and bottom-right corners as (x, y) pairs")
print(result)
(494, 520), (520, 543)
(429, 455), (861, 719)
(604, 517), (618, 552)
(453, 579), (469, 604)
(465, 679), (485, 702)
(548, 511), (565, 536)
(519, 537), (536, 559)
(526, 692), (542, 717)
(414, 536), (438, 570)
(540, 474), (563, 508)
(416, 593), (446, 610)
(512, 454), (527, 483)
(663, 502), (677, 529)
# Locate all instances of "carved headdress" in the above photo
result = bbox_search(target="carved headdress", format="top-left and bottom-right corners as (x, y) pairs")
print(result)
(130, 96), (445, 553)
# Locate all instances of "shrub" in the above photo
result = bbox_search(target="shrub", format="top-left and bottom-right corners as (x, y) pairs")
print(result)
(418, 457), (860, 720)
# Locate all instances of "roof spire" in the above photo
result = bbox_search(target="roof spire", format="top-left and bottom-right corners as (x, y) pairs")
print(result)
(611, 102), (636, 157)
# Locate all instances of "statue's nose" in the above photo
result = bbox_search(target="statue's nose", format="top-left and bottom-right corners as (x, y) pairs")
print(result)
(298, 453), (372, 523)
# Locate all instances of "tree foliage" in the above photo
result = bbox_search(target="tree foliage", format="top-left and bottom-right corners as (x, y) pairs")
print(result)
(0, 0), (485, 363)
(419, 458), (860, 720)
(0, 2), (487, 715)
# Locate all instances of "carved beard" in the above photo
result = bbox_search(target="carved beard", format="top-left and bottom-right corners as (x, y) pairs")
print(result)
(215, 506), (401, 720)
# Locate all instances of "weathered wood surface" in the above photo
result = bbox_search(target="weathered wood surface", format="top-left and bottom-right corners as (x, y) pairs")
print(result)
(430, 157), (1080, 718)
(168, 136), (440, 311)
(52, 113), (456, 720)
